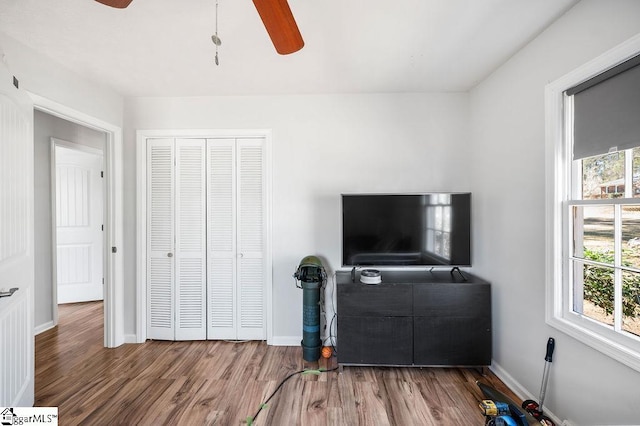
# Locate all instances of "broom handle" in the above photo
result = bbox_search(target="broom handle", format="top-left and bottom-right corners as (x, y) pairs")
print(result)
(538, 337), (555, 407)
(545, 337), (555, 362)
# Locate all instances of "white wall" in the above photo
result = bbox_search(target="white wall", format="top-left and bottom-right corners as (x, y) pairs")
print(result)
(124, 93), (470, 340)
(0, 32), (123, 127)
(469, 0), (640, 424)
(33, 110), (106, 332)
(0, 31), (123, 345)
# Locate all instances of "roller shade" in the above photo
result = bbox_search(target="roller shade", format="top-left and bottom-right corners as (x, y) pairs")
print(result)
(568, 54), (640, 160)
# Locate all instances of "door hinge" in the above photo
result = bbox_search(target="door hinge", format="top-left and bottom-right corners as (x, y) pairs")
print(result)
(101, 171), (104, 178)
(112, 247), (117, 253)
(102, 278), (104, 285)
(101, 224), (104, 231)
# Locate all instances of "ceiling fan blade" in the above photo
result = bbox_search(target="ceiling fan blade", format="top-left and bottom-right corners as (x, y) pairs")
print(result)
(95, 0), (133, 9)
(252, 0), (304, 55)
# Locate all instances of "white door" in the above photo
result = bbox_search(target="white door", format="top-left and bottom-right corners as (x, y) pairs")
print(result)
(207, 139), (237, 339)
(236, 139), (266, 339)
(208, 138), (266, 340)
(0, 65), (34, 406)
(147, 138), (207, 340)
(174, 139), (207, 340)
(145, 136), (266, 342)
(55, 145), (104, 304)
(146, 139), (175, 340)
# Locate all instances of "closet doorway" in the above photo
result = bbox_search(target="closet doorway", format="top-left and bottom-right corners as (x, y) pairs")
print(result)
(136, 130), (272, 343)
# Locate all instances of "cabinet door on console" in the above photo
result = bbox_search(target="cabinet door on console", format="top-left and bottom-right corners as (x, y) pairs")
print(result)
(414, 316), (491, 365)
(337, 283), (413, 365)
(413, 283), (491, 366)
(338, 316), (413, 365)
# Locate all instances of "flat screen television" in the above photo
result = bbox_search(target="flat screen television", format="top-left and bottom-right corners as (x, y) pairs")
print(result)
(341, 193), (471, 267)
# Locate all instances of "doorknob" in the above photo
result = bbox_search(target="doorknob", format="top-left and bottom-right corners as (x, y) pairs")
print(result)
(167, 253), (173, 257)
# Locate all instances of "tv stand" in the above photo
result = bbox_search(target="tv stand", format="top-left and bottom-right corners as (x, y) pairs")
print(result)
(336, 269), (491, 367)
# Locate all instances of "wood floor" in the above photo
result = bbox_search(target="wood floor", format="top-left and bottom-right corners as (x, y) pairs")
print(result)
(35, 302), (519, 425)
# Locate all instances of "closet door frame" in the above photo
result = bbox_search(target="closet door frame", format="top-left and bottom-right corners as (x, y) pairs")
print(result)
(136, 129), (272, 344)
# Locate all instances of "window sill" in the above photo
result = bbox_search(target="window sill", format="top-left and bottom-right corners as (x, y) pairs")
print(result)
(547, 313), (640, 373)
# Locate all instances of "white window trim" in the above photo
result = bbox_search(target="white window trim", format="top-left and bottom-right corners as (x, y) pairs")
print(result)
(546, 33), (640, 372)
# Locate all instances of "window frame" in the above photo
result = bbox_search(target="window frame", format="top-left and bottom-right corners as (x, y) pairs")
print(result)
(546, 34), (640, 372)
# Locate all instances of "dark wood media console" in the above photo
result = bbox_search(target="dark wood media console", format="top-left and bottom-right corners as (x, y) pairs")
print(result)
(336, 269), (491, 367)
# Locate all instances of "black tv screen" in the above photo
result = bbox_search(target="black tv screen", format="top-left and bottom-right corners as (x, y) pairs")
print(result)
(341, 193), (471, 267)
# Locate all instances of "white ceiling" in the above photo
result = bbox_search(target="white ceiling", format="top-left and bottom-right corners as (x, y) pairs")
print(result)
(0, 0), (579, 97)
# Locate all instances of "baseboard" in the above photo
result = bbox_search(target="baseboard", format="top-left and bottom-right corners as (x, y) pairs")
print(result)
(121, 334), (299, 346)
(489, 361), (531, 400)
(269, 336), (301, 346)
(14, 381), (33, 407)
(34, 321), (55, 335)
(124, 334), (139, 344)
(490, 360), (561, 425)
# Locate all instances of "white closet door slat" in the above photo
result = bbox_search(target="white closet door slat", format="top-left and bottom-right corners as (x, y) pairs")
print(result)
(175, 139), (207, 340)
(147, 139), (175, 340)
(206, 139), (237, 339)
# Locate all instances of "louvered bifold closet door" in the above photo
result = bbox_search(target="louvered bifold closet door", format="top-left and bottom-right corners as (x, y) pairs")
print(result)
(147, 139), (175, 340)
(206, 139), (237, 339)
(175, 139), (207, 340)
(207, 138), (266, 340)
(236, 138), (265, 340)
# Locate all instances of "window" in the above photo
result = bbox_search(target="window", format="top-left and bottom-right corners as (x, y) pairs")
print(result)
(546, 36), (640, 371)
(571, 152), (640, 336)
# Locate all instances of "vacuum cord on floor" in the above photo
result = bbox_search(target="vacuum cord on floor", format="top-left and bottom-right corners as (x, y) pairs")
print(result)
(246, 367), (338, 425)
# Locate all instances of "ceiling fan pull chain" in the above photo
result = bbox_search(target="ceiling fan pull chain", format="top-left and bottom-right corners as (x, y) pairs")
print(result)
(212, 0), (222, 65)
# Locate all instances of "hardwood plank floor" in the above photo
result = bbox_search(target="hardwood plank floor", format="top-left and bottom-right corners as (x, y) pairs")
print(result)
(35, 302), (520, 425)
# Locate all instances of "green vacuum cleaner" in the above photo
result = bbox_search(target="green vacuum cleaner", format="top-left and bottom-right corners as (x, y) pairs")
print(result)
(293, 256), (327, 361)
